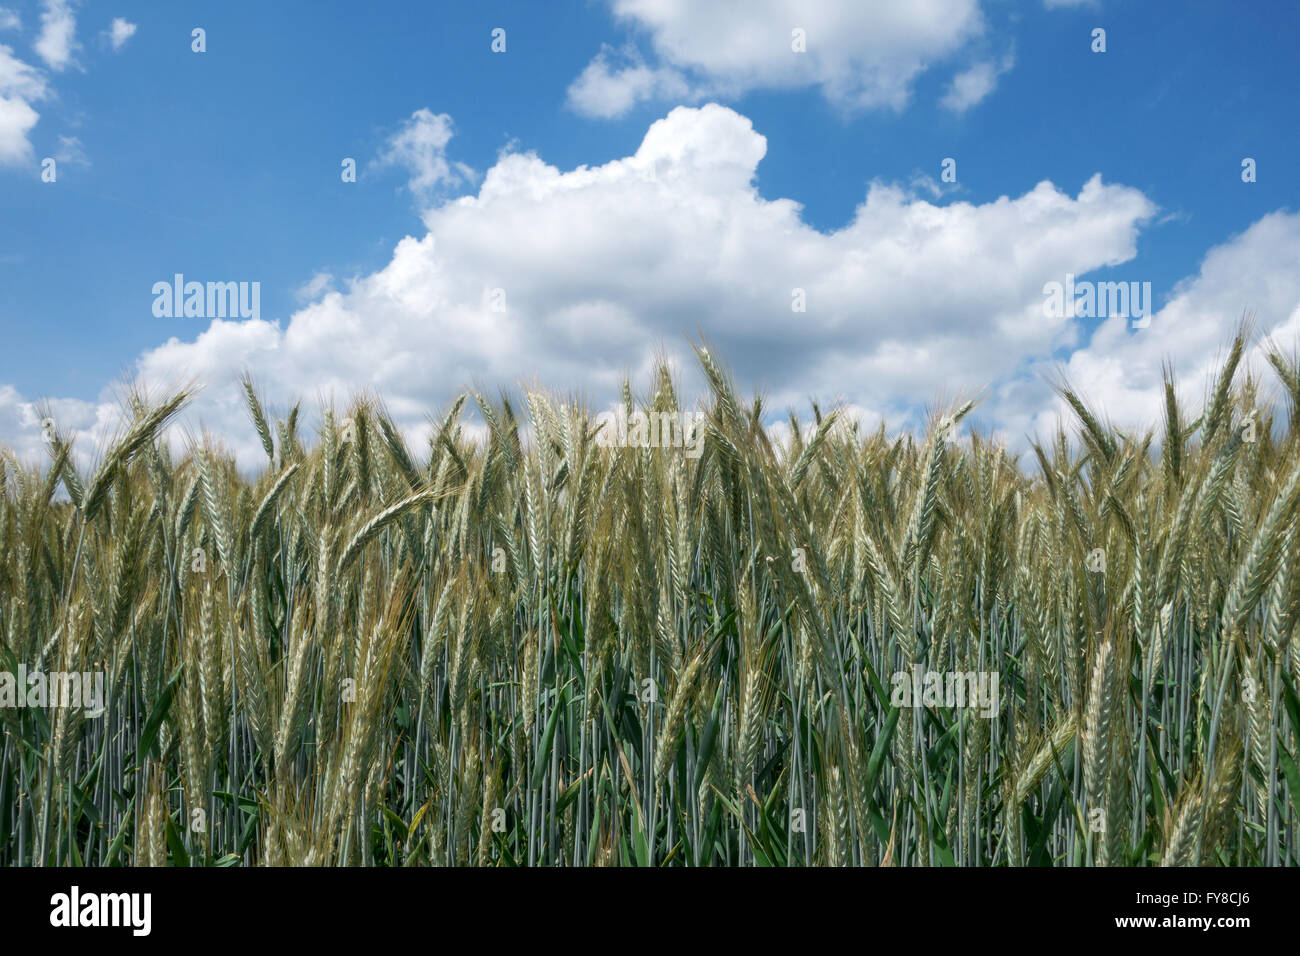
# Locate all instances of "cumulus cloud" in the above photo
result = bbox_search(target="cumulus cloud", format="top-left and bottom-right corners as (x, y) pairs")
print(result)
(34, 0), (78, 71)
(106, 17), (136, 52)
(4, 104), (1296, 472)
(0, 43), (48, 164)
(569, 0), (986, 116)
(371, 108), (474, 201)
(0, 383), (108, 464)
(0, 7), (20, 31)
(1012, 211), (1300, 441)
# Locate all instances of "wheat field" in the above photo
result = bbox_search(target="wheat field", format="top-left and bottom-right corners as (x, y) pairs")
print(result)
(2, 328), (1299, 866)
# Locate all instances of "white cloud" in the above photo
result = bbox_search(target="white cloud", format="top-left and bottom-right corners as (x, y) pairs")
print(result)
(371, 108), (475, 202)
(34, 0), (78, 71)
(1014, 211), (1300, 441)
(0, 43), (48, 164)
(295, 271), (336, 302)
(0, 383), (108, 465)
(0, 45), (46, 99)
(569, 0), (986, 116)
(0, 97), (38, 164)
(567, 44), (692, 119)
(0, 7), (127, 168)
(940, 53), (1014, 113)
(106, 17), (136, 52)
(5, 104), (1297, 472)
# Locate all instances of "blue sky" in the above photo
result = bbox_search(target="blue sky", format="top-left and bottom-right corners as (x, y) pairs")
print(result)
(2, 0), (1298, 463)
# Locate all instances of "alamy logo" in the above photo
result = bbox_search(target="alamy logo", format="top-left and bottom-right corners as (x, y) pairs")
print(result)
(1042, 273), (1152, 328)
(152, 273), (260, 319)
(0, 665), (105, 717)
(594, 409), (706, 459)
(50, 886), (151, 936)
(890, 665), (999, 718)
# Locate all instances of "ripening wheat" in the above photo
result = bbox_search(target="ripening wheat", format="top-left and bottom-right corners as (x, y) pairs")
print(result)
(2, 327), (1299, 866)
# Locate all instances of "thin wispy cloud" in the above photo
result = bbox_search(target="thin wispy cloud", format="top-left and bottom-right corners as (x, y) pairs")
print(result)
(34, 0), (78, 71)
(940, 53), (1015, 113)
(105, 17), (136, 52)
